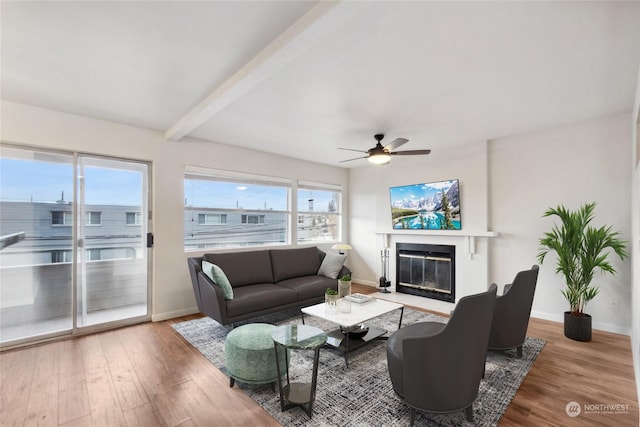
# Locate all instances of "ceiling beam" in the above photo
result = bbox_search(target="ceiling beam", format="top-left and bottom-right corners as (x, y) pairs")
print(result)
(165, 1), (367, 141)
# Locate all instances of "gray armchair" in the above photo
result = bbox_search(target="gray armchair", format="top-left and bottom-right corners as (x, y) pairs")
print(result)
(488, 265), (539, 358)
(386, 284), (497, 425)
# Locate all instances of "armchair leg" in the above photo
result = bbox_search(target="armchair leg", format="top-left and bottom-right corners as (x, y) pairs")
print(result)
(482, 354), (486, 378)
(229, 377), (235, 388)
(517, 345), (523, 358)
(409, 407), (416, 426)
(464, 404), (474, 422)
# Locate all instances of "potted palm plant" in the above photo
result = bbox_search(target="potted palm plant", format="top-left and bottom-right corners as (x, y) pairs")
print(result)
(537, 202), (627, 341)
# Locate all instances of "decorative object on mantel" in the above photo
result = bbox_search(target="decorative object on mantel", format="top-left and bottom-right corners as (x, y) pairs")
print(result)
(389, 179), (461, 230)
(379, 247), (391, 293)
(537, 202), (628, 342)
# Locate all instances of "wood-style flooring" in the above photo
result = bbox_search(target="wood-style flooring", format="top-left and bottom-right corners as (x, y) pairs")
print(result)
(1, 283), (638, 426)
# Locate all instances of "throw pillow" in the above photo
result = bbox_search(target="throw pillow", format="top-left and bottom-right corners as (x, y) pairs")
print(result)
(202, 260), (234, 300)
(317, 253), (347, 279)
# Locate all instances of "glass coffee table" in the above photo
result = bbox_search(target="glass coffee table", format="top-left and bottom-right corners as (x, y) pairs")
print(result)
(301, 298), (404, 367)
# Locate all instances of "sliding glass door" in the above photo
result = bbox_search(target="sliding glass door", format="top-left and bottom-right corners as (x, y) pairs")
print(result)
(76, 156), (149, 328)
(0, 145), (151, 347)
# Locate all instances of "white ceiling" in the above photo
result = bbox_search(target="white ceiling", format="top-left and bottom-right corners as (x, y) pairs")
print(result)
(2, 1), (639, 168)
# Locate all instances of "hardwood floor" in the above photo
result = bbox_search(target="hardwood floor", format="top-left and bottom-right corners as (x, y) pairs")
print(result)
(1, 283), (638, 426)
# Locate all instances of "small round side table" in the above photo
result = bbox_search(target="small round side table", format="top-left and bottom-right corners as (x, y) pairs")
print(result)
(271, 324), (327, 418)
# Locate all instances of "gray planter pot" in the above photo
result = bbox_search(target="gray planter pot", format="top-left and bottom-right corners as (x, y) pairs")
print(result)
(564, 311), (592, 342)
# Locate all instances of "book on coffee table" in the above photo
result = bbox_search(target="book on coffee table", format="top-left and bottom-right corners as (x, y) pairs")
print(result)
(345, 293), (374, 304)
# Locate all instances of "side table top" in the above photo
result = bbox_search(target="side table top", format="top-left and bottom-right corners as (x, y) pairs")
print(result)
(271, 324), (327, 350)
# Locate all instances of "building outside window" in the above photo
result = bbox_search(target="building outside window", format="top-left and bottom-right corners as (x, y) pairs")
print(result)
(184, 168), (290, 250)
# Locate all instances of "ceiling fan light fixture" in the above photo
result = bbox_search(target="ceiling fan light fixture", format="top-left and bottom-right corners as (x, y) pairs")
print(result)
(368, 153), (390, 164)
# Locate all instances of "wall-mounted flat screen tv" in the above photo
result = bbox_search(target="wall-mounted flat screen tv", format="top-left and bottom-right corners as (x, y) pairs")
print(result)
(389, 179), (461, 230)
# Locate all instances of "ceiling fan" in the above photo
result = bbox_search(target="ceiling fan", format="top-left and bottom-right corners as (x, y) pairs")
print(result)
(338, 134), (431, 165)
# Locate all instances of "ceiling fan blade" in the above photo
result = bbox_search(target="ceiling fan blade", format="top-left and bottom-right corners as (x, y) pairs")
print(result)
(383, 137), (409, 151)
(339, 156), (368, 163)
(389, 149), (432, 156)
(337, 147), (368, 153)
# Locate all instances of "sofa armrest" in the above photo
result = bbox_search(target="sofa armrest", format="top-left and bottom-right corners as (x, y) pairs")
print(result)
(197, 271), (229, 325)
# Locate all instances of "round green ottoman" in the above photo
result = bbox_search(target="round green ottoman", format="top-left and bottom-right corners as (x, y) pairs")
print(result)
(224, 323), (288, 388)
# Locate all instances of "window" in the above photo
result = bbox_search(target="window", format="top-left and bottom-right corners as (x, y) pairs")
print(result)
(51, 250), (72, 263)
(86, 248), (101, 261)
(184, 168), (290, 250)
(297, 181), (342, 243)
(51, 211), (72, 226)
(198, 213), (227, 225)
(85, 211), (101, 226)
(242, 214), (265, 224)
(126, 212), (141, 225)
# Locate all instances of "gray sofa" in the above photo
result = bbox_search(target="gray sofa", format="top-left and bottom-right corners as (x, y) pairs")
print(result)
(187, 246), (350, 326)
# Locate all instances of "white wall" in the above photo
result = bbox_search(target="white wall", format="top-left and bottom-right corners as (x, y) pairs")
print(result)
(631, 67), (640, 407)
(348, 114), (633, 335)
(0, 101), (349, 321)
(348, 140), (493, 301)
(489, 114), (632, 334)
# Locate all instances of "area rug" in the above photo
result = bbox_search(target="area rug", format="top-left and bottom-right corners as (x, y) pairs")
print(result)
(173, 308), (544, 426)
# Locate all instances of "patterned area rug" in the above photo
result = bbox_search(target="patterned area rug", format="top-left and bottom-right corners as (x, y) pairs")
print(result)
(173, 307), (544, 426)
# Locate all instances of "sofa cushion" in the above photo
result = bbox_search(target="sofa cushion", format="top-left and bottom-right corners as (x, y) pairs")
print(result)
(226, 283), (298, 318)
(270, 247), (322, 283)
(276, 275), (338, 301)
(317, 252), (347, 279)
(201, 260), (234, 300)
(204, 250), (273, 287)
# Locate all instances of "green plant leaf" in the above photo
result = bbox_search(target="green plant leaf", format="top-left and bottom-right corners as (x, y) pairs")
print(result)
(537, 202), (627, 315)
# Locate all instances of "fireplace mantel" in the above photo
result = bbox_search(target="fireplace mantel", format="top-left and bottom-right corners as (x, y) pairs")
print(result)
(375, 230), (498, 238)
(375, 230), (498, 258)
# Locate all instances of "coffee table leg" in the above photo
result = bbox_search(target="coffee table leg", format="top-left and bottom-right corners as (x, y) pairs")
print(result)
(398, 306), (404, 328)
(344, 333), (350, 368)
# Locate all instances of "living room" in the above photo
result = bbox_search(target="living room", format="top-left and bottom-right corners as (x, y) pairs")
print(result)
(1, 1), (639, 425)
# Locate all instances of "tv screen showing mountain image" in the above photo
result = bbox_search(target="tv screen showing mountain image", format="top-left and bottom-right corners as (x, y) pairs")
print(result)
(389, 179), (461, 230)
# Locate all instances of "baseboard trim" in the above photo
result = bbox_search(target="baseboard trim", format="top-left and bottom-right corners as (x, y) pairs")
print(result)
(152, 307), (200, 322)
(530, 310), (630, 336)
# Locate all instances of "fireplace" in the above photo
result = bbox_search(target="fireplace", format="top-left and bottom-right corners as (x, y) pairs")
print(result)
(395, 243), (455, 303)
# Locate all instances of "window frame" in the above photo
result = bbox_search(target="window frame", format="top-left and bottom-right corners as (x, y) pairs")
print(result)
(198, 213), (227, 225)
(184, 167), (291, 251)
(51, 210), (73, 226)
(296, 180), (342, 244)
(85, 211), (102, 226)
(126, 212), (141, 226)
